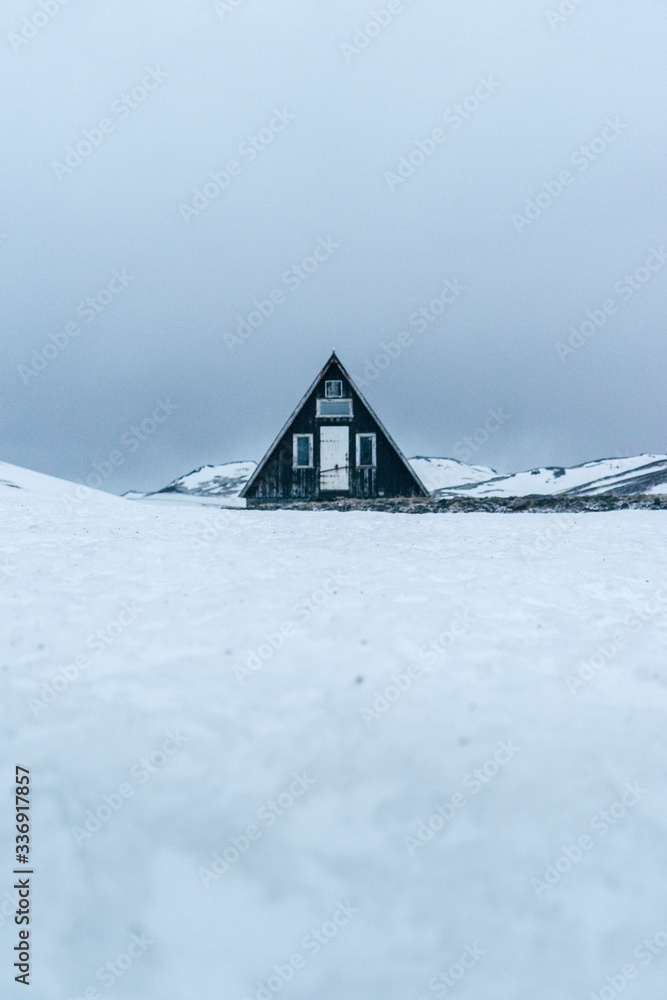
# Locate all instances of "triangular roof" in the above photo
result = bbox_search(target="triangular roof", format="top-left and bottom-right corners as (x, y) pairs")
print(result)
(240, 351), (428, 498)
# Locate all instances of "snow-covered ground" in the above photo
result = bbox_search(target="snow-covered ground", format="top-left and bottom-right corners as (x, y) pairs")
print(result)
(3, 464), (667, 999)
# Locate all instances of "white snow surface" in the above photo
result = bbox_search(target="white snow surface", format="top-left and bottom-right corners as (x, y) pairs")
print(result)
(3, 463), (667, 999)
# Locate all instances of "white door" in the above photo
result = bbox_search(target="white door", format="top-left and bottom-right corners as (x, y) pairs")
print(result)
(319, 426), (349, 491)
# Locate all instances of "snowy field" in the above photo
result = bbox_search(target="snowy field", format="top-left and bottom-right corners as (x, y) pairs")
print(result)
(3, 468), (667, 1000)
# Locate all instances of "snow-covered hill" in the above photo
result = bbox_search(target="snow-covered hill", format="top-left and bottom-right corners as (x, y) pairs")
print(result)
(127, 457), (498, 506)
(0, 459), (111, 503)
(0, 459), (80, 497)
(437, 454), (667, 498)
(128, 454), (667, 505)
(127, 461), (257, 507)
(6, 452), (666, 509)
(408, 456), (496, 492)
(3, 460), (667, 999)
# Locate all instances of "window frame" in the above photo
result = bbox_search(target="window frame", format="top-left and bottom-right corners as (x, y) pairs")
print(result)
(292, 433), (314, 469)
(325, 380), (343, 398)
(356, 432), (377, 468)
(316, 398), (353, 418)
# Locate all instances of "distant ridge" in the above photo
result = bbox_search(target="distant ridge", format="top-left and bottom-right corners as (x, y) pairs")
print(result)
(433, 455), (667, 499)
(124, 462), (256, 507)
(125, 454), (667, 506)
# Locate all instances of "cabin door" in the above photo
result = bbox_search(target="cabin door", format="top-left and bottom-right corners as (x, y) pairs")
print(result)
(319, 426), (349, 491)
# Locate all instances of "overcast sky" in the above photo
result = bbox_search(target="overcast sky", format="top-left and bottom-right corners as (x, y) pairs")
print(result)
(2, 0), (666, 494)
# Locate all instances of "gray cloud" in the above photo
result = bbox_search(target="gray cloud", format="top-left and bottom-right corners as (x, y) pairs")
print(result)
(1, 0), (666, 493)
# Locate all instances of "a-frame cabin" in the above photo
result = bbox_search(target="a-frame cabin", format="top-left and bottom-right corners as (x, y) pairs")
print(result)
(240, 352), (428, 504)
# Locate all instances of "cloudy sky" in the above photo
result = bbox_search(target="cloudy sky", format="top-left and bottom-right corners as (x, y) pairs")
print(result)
(2, 0), (666, 493)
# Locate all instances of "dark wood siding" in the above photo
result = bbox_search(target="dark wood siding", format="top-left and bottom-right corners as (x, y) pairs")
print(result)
(244, 358), (427, 502)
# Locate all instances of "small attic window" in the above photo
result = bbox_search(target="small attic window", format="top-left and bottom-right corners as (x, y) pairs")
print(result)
(325, 380), (343, 398)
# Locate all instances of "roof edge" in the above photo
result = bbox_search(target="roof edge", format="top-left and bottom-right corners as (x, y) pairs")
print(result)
(239, 352), (340, 497)
(240, 351), (429, 498)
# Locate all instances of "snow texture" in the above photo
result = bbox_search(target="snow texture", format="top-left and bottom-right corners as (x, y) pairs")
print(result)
(2, 462), (667, 999)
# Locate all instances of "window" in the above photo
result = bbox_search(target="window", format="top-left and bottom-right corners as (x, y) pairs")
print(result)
(316, 399), (353, 418)
(325, 380), (343, 398)
(293, 434), (313, 468)
(356, 433), (376, 468)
